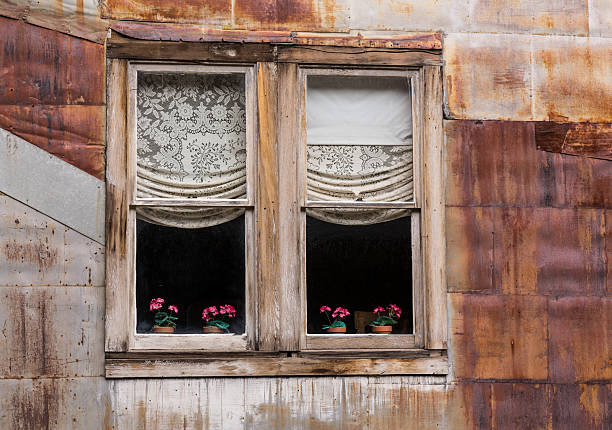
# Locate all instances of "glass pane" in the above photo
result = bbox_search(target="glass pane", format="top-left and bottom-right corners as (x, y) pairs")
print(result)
(306, 75), (413, 203)
(136, 72), (247, 200)
(306, 215), (413, 334)
(136, 215), (246, 334)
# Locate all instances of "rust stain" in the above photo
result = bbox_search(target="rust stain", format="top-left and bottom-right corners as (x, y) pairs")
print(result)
(4, 239), (58, 273)
(536, 122), (612, 161)
(102, 0), (231, 24)
(110, 21), (442, 49)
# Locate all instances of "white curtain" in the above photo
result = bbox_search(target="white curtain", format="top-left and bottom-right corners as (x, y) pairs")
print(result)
(306, 75), (413, 225)
(136, 73), (246, 228)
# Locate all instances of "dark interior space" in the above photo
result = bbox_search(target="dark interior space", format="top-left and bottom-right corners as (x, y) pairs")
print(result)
(306, 215), (413, 334)
(136, 215), (245, 334)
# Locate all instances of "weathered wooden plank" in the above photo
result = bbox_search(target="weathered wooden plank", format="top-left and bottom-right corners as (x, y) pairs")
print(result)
(109, 21), (442, 49)
(0, 129), (105, 243)
(444, 33), (533, 121)
(0, 16), (105, 105)
(535, 122), (612, 161)
(449, 293), (548, 381)
(105, 59), (130, 353)
(106, 34), (277, 61)
(422, 65), (446, 350)
(548, 297), (612, 383)
(0, 286), (104, 378)
(0, 194), (104, 287)
(277, 62), (301, 352)
(277, 47), (442, 66)
(256, 62), (281, 351)
(607, 210), (612, 297)
(0, 377), (110, 429)
(109, 376), (448, 429)
(532, 36), (612, 122)
(106, 355), (448, 378)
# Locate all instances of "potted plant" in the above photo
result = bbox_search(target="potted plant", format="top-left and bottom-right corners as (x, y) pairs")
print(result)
(150, 298), (178, 333)
(370, 304), (401, 334)
(202, 304), (236, 333)
(320, 305), (350, 334)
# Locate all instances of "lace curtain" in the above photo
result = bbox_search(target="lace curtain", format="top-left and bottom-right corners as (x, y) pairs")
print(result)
(136, 73), (246, 228)
(306, 75), (413, 225)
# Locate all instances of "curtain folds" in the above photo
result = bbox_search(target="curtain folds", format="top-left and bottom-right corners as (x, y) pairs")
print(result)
(136, 72), (247, 228)
(306, 75), (414, 225)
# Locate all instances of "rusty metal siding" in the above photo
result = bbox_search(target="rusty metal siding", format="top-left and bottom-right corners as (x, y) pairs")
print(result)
(0, 16), (105, 180)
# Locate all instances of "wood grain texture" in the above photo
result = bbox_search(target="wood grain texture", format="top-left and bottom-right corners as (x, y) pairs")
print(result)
(0, 286), (105, 378)
(422, 65), (447, 350)
(256, 62), (281, 351)
(106, 355), (448, 378)
(277, 63), (301, 351)
(105, 59), (130, 353)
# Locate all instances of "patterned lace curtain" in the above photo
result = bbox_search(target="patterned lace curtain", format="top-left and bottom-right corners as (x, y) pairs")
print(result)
(136, 73), (246, 228)
(306, 75), (413, 225)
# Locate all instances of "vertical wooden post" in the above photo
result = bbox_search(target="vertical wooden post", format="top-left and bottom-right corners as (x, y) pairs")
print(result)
(422, 65), (447, 349)
(105, 59), (130, 352)
(256, 62), (281, 351)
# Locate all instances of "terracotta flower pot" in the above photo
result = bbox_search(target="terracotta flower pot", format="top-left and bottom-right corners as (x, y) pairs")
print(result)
(152, 326), (175, 334)
(371, 325), (392, 334)
(203, 326), (224, 334)
(326, 326), (347, 334)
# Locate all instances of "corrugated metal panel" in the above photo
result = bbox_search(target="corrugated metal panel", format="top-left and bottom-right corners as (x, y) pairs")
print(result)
(0, 194), (104, 286)
(0, 129), (105, 243)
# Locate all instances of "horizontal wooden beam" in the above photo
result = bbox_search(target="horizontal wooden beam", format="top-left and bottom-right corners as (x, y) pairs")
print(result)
(106, 355), (448, 378)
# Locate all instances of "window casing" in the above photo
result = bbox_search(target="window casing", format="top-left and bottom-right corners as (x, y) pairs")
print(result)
(105, 40), (446, 376)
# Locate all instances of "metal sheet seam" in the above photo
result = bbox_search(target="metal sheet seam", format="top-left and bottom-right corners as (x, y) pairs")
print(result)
(0, 128), (105, 244)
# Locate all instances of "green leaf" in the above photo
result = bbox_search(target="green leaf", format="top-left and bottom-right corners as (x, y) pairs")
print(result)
(331, 320), (346, 328)
(207, 320), (230, 330)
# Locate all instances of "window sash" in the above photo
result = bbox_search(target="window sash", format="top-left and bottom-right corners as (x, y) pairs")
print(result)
(126, 63), (258, 351)
(297, 67), (425, 350)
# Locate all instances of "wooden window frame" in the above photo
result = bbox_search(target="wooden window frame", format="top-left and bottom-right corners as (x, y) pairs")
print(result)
(105, 38), (447, 378)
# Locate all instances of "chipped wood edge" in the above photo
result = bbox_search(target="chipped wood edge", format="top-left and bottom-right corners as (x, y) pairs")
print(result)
(106, 355), (448, 378)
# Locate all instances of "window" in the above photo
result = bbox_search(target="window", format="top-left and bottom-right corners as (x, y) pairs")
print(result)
(105, 41), (446, 376)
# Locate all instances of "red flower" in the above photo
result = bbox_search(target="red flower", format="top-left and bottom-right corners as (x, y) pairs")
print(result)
(149, 298), (164, 311)
(168, 305), (178, 313)
(319, 305), (332, 313)
(332, 307), (350, 319)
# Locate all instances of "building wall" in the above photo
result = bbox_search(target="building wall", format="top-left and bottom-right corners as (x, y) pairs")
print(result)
(0, 1), (611, 428)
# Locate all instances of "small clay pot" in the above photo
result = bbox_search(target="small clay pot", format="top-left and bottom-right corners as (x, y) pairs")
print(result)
(371, 325), (392, 334)
(203, 326), (224, 334)
(326, 326), (347, 334)
(152, 326), (175, 334)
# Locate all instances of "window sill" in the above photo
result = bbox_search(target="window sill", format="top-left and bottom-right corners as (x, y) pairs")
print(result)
(105, 350), (447, 378)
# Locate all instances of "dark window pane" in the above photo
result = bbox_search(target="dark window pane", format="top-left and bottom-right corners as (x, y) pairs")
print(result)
(136, 216), (245, 334)
(306, 216), (412, 334)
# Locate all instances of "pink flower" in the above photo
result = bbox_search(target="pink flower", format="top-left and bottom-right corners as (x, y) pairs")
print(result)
(208, 306), (218, 316)
(202, 309), (211, 322)
(373, 306), (386, 314)
(223, 304), (236, 318)
(168, 305), (178, 313)
(150, 298), (164, 311)
(388, 304), (402, 318)
(320, 305), (331, 313)
(332, 307), (350, 319)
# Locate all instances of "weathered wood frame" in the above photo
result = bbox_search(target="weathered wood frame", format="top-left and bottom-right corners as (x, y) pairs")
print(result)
(105, 41), (447, 376)
(297, 67), (424, 350)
